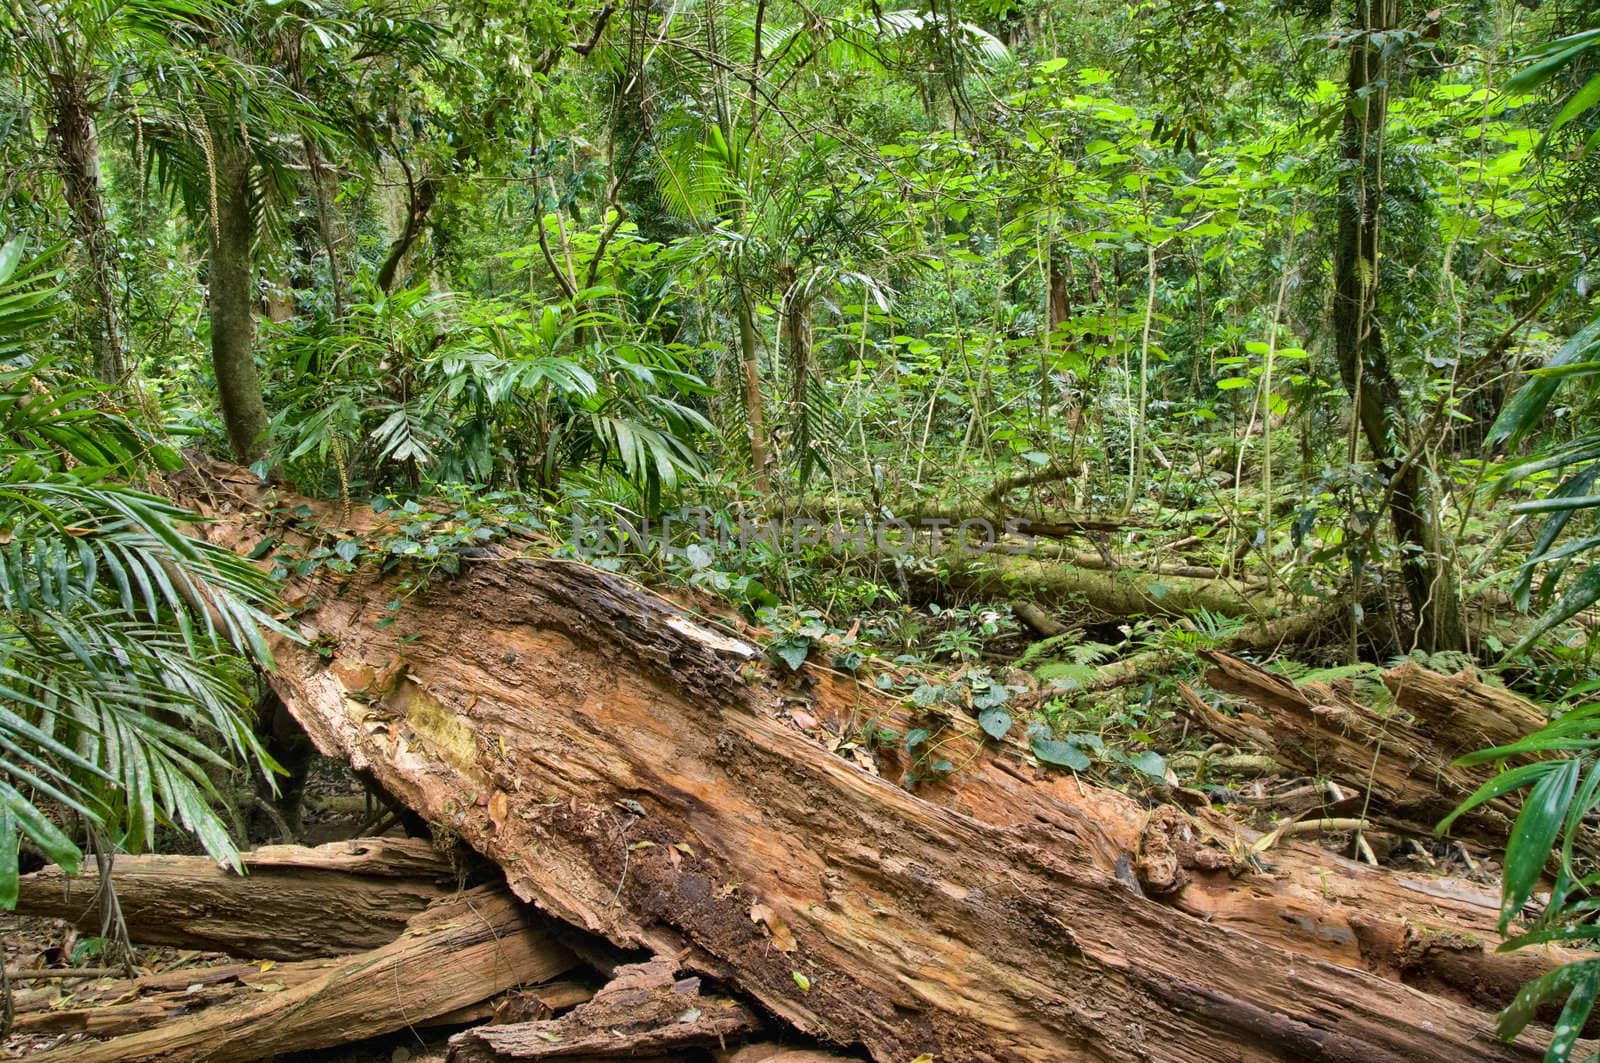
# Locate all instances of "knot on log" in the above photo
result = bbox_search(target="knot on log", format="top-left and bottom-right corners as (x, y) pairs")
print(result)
(1136, 806), (1194, 896)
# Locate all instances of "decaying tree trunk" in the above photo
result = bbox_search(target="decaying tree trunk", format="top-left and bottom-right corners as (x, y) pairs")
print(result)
(14, 838), (456, 959)
(1178, 651), (1564, 848)
(28, 886), (574, 1063)
(172, 474), (1587, 1061)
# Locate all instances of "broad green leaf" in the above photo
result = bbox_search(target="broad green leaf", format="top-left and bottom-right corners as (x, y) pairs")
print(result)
(977, 707), (1012, 741)
(1495, 957), (1600, 1047)
(1031, 736), (1090, 770)
(0, 809), (17, 910)
(1127, 750), (1167, 780)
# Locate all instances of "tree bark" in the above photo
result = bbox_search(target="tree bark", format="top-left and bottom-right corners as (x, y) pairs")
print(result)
(739, 292), (772, 493)
(48, 73), (126, 385)
(26, 886), (575, 1063)
(376, 166), (438, 293)
(208, 132), (269, 464)
(782, 277), (816, 483)
(180, 478), (1585, 1062)
(14, 838), (455, 959)
(1332, 0), (1465, 653)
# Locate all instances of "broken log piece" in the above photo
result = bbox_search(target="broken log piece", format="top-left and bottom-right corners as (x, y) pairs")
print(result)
(26, 886), (575, 1063)
(1011, 600), (1068, 638)
(1383, 661), (1551, 759)
(1183, 651), (1574, 848)
(448, 956), (763, 1061)
(716, 1047), (865, 1063)
(14, 837), (453, 959)
(235, 553), (1569, 1060)
(11, 960), (339, 1039)
(241, 834), (458, 876)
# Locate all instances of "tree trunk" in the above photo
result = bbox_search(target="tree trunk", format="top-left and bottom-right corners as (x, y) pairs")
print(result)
(1332, 0), (1465, 653)
(376, 164), (438, 293)
(208, 133), (268, 464)
(181, 476), (1583, 1062)
(48, 73), (126, 385)
(13, 838), (455, 959)
(782, 278), (815, 483)
(739, 292), (772, 494)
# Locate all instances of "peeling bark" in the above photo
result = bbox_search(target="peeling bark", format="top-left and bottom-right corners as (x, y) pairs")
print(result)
(449, 956), (763, 1061)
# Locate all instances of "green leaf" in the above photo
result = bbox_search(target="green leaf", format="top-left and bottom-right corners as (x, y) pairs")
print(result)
(1438, 760), (1563, 835)
(1495, 957), (1600, 1047)
(1510, 564), (1600, 657)
(978, 707), (1012, 741)
(0, 240), (23, 288)
(1127, 750), (1167, 780)
(334, 538), (361, 563)
(773, 638), (810, 671)
(1488, 316), (1600, 450)
(0, 809), (18, 910)
(1031, 736), (1090, 770)
(1499, 757), (1581, 930)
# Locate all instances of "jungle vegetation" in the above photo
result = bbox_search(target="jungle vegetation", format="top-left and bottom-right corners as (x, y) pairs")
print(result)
(5, 0), (1600, 1053)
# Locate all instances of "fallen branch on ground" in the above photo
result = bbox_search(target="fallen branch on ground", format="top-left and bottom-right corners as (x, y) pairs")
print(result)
(25, 886), (574, 1063)
(13, 837), (455, 959)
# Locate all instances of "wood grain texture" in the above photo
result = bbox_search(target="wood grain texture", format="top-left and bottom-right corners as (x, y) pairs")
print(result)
(27, 887), (574, 1063)
(15, 838), (454, 959)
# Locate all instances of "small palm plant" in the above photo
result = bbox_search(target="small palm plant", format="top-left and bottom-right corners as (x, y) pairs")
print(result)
(0, 236), (280, 905)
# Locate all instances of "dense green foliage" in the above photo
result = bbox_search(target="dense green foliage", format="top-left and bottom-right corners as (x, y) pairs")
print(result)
(0, 236), (279, 904)
(6, 0), (1600, 1052)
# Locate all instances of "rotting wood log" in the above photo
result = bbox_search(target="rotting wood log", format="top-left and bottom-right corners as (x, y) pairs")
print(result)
(14, 837), (455, 959)
(11, 960), (588, 1044)
(10, 960), (338, 1041)
(1020, 598), (1356, 698)
(184, 473), (1586, 1062)
(1180, 651), (1572, 848)
(940, 550), (1268, 620)
(448, 956), (763, 1061)
(716, 1047), (865, 1063)
(25, 886), (575, 1063)
(1012, 600), (1068, 638)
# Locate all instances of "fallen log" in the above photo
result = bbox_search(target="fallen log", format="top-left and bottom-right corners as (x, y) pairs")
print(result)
(26, 886), (575, 1062)
(1179, 651), (1566, 847)
(716, 1047), (864, 1063)
(189, 476), (1581, 1062)
(449, 956), (763, 1061)
(943, 550), (1268, 620)
(11, 960), (338, 1040)
(14, 837), (454, 959)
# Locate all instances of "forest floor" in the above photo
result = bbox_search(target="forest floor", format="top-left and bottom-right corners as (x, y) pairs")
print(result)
(2, 473), (1578, 1062)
